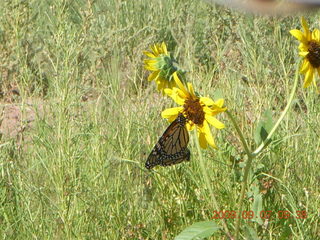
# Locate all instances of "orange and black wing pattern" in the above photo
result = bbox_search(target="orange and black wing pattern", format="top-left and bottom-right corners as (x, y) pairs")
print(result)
(145, 113), (190, 169)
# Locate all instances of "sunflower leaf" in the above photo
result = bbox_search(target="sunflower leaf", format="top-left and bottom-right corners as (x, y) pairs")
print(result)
(174, 221), (220, 240)
(244, 225), (260, 240)
(254, 109), (273, 145)
(252, 192), (263, 225)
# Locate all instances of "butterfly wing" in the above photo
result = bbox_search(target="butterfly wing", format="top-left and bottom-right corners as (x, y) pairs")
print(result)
(145, 114), (190, 169)
(160, 147), (190, 167)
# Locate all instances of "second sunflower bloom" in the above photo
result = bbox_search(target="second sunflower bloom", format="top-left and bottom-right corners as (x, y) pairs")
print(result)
(290, 17), (320, 88)
(162, 72), (226, 149)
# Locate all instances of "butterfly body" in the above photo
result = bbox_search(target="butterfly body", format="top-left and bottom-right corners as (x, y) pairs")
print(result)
(145, 113), (190, 169)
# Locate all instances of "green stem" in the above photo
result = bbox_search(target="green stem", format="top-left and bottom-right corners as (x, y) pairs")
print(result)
(234, 154), (254, 240)
(194, 131), (233, 239)
(226, 111), (253, 240)
(225, 111), (251, 157)
(232, 61), (300, 239)
(252, 63), (300, 157)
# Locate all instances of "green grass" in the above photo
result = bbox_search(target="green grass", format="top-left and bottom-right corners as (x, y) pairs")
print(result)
(0, 0), (319, 239)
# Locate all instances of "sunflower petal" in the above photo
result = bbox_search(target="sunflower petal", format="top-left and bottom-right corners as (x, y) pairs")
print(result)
(300, 60), (310, 74)
(164, 88), (173, 95)
(165, 88), (185, 105)
(312, 29), (320, 42)
(148, 71), (159, 81)
(299, 51), (309, 57)
(144, 59), (159, 71)
(303, 67), (314, 88)
(151, 44), (159, 56)
(161, 107), (183, 120)
(200, 97), (215, 106)
(301, 16), (310, 39)
(197, 129), (208, 149)
(143, 51), (156, 58)
(201, 121), (217, 149)
(206, 115), (225, 129)
(188, 82), (196, 98)
(203, 105), (227, 116)
(290, 29), (307, 42)
(156, 78), (166, 91)
(298, 42), (309, 53)
(214, 98), (225, 108)
(161, 42), (168, 55)
(173, 72), (189, 96)
(186, 122), (195, 131)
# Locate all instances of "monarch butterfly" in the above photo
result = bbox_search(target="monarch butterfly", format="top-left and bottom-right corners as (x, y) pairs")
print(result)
(145, 113), (190, 169)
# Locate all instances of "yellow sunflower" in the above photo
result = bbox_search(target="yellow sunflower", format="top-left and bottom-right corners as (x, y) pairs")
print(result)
(143, 42), (184, 92)
(290, 17), (320, 88)
(161, 72), (226, 149)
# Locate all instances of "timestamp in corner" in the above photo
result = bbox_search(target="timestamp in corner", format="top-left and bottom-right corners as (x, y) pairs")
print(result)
(212, 210), (308, 220)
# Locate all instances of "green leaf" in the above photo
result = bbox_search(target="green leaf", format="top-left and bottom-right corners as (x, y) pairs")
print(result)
(244, 225), (260, 240)
(279, 223), (292, 239)
(254, 109), (273, 145)
(174, 221), (220, 240)
(252, 192), (263, 225)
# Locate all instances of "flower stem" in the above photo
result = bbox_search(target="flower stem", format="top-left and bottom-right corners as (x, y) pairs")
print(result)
(231, 61), (300, 239)
(252, 63), (300, 157)
(225, 111), (253, 240)
(194, 130), (233, 239)
(225, 110), (251, 157)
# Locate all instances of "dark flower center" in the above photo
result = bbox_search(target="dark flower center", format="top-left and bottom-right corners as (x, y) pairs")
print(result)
(307, 41), (320, 68)
(183, 98), (205, 125)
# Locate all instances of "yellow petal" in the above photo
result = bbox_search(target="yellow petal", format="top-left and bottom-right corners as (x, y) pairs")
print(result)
(290, 29), (307, 42)
(205, 115), (225, 129)
(200, 97), (215, 106)
(161, 42), (168, 55)
(301, 16), (310, 39)
(214, 98), (225, 108)
(187, 82), (196, 98)
(203, 105), (227, 117)
(197, 129), (208, 149)
(161, 107), (183, 121)
(156, 79), (165, 91)
(164, 88), (173, 95)
(298, 42), (309, 52)
(144, 59), (158, 71)
(203, 106), (214, 115)
(145, 65), (158, 71)
(166, 81), (173, 89)
(200, 121), (217, 149)
(303, 67), (314, 88)
(148, 71), (159, 81)
(143, 51), (155, 58)
(173, 72), (189, 96)
(186, 122), (195, 131)
(176, 87), (188, 100)
(299, 51), (309, 57)
(151, 44), (159, 56)
(205, 134), (217, 149)
(312, 29), (320, 42)
(165, 88), (185, 105)
(300, 59), (310, 74)
(144, 59), (158, 65)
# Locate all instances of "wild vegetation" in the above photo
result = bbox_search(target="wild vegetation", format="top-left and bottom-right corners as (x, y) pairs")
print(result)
(0, 0), (319, 239)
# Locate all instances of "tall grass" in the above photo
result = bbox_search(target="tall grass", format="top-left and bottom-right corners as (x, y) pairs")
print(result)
(0, 0), (319, 239)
